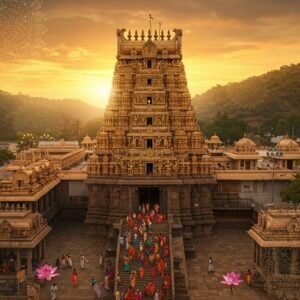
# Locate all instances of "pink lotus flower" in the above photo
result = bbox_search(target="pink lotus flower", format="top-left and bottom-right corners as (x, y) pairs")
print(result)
(221, 272), (243, 294)
(36, 264), (60, 281)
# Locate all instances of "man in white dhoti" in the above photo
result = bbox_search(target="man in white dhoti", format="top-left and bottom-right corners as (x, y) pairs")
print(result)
(208, 257), (214, 273)
(51, 283), (58, 300)
(80, 254), (85, 270)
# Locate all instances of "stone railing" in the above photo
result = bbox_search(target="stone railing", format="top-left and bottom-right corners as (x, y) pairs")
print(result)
(113, 218), (123, 297)
(168, 214), (176, 299)
(213, 196), (253, 209)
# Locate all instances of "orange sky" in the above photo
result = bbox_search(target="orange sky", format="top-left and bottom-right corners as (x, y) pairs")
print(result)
(1, 0), (300, 108)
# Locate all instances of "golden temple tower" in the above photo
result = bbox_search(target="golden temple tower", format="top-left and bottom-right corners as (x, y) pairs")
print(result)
(86, 28), (216, 239)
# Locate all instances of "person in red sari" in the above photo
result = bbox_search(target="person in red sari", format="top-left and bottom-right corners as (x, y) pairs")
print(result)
(151, 266), (156, 278)
(137, 212), (142, 222)
(125, 287), (135, 300)
(143, 283), (148, 297)
(160, 284), (166, 300)
(165, 274), (171, 289)
(71, 268), (78, 285)
(164, 244), (169, 257)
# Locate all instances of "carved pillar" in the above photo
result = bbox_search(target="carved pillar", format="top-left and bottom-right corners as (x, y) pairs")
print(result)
(36, 243), (40, 263)
(291, 248), (298, 275)
(16, 249), (21, 271)
(273, 248), (279, 275)
(179, 185), (194, 232)
(253, 242), (257, 265)
(40, 197), (44, 214)
(42, 239), (46, 260)
(259, 246), (263, 268)
(256, 244), (261, 268)
(27, 249), (32, 276)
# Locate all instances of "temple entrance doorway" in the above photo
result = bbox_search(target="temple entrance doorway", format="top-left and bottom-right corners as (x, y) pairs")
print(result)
(139, 187), (160, 211)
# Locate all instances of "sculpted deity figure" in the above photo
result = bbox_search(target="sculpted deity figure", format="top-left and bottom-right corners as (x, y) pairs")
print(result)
(139, 160), (144, 175)
(138, 137), (144, 148)
(157, 161), (163, 174)
(120, 160), (127, 174)
(172, 161), (179, 173)
(166, 161), (171, 176)
(128, 161), (134, 175)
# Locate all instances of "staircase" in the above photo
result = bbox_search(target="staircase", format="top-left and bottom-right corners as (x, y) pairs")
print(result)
(117, 218), (172, 299)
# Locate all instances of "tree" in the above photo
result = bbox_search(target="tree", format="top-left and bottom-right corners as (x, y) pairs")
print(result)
(281, 173), (300, 204)
(0, 149), (15, 165)
(17, 132), (37, 152)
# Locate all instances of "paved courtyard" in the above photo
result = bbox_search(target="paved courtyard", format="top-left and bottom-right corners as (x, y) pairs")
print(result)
(39, 221), (109, 300)
(187, 221), (271, 300)
(39, 220), (272, 299)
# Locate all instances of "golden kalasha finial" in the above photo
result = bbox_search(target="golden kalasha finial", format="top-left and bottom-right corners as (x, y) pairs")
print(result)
(160, 30), (164, 40)
(127, 30), (132, 40)
(134, 30), (138, 41)
(167, 30), (171, 40)
(141, 30), (145, 41)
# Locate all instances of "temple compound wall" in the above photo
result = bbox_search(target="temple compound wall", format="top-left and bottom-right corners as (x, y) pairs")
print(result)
(85, 28), (216, 238)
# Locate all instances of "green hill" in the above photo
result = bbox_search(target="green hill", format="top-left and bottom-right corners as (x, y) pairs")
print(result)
(0, 91), (103, 140)
(192, 63), (300, 138)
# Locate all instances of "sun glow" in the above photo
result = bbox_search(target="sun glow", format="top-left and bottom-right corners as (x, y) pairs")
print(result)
(86, 80), (112, 107)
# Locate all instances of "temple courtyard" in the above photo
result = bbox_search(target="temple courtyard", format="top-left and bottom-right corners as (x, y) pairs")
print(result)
(187, 221), (271, 300)
(39, 221), (109, 300)
(37, 220), (271, 299)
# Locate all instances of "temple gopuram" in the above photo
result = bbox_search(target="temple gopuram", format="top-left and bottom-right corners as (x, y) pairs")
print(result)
(85, 28), (216, 238)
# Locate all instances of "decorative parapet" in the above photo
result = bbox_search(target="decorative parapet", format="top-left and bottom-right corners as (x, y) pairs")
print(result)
(116, 28), (182, 59)
(247, 204), (300, 247)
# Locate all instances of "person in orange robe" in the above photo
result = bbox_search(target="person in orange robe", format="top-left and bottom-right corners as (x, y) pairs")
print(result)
(151, 266), (156, 279)
(128, 245), (135, 258)
(71, 268), (78, 284)
(149, 281), (155, 297)
(245, 269), (252, 286)
(158, 259), (165, 276)
(157, 260), (162, 273)
(139, 266), (145, 279)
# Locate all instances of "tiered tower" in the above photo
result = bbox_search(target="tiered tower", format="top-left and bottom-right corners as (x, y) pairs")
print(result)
(85, 28), (216, 237)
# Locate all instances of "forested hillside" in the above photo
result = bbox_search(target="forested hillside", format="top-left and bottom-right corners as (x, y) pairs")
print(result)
(192, 63), (300, 139)
(0, 91), (103, 140)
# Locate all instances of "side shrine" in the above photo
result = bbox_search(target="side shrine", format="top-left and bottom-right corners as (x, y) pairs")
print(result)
(85, 28), (216, 244)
